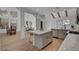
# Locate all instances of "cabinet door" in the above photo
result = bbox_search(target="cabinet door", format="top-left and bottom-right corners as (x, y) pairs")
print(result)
(58, 30), (67, 39)
(42, 32), (52, 48)
(58, 30), (64, 39)
(34, 35), (43, 49)
(52, 30), (58, 37)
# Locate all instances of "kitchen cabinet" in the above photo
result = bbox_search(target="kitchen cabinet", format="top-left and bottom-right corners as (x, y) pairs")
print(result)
(52, 29), (67, 39)
(58, 30), (64, 39)
(52, 29), (58, 38)
(58, 30), (67, 39)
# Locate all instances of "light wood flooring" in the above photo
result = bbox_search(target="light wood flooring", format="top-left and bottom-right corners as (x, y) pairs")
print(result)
(0, 32), (63, 51)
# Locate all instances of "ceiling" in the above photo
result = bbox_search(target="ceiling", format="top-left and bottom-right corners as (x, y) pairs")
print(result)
(17, 7), (77, 17)
(23, 7), (76, 15)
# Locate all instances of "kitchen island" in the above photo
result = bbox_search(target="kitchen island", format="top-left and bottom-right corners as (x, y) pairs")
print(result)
(28, 30), (52, 49)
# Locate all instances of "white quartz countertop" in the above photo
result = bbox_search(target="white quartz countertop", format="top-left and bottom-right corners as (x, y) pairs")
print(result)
(70, 28), (79, 32)
(27, 30), (52, 35)
(58, 33), (79, 51)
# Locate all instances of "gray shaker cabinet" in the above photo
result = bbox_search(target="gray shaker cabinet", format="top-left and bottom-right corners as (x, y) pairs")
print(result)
(52, 29), (67, 39)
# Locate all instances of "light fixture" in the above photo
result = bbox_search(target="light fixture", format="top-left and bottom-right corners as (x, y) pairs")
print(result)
(63, 20), (70, 25)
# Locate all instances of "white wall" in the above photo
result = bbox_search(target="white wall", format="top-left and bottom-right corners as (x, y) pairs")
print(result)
(45, 13), (52, 30)
(24, 13), (36, 30)
(36, 14), (46, 30)
(67, 8), (77, 25)
(20, 10), (37, 39)
(26, 7), (53, 30)
(50, 8), (77, 29)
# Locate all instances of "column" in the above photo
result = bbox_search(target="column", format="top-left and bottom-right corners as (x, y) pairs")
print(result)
(20, 8), (25, 39)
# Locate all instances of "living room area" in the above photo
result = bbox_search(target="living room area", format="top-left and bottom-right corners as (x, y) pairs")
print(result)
(0, 7), (22, 50)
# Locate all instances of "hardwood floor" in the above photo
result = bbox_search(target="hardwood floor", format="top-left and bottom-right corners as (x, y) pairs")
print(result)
(0, 32), (63, 51)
